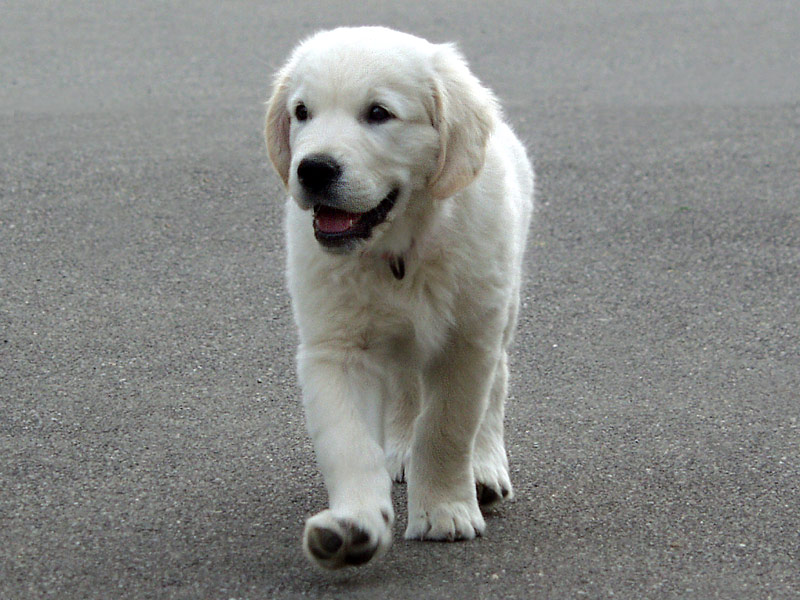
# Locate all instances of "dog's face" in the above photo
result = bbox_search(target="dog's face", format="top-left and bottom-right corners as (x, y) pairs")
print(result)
(266, 27), (497, 254)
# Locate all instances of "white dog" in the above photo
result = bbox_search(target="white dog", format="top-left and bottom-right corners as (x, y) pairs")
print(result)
(265, 26), (533, 569)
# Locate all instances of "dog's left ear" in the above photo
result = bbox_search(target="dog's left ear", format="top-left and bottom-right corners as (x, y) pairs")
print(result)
(428, 45), (498, 201)
(265, 67), (292, 187)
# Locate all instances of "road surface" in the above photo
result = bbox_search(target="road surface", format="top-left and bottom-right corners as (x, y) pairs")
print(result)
(2, 1), (798, 598)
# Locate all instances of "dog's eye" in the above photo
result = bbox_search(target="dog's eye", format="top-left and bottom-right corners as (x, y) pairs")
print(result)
(295, 103), (309, 121)
(366, 104), (393, 124)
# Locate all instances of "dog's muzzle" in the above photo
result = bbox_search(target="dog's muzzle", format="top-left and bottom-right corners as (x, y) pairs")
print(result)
(313, 188), (399, 249)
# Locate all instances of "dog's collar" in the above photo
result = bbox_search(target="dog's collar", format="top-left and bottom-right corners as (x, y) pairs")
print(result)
(379, 253), (405, 280)
(370, 240), (416, 281)
(388, 255), (405, 280)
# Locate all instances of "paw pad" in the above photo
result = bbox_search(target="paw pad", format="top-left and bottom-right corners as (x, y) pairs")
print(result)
(476, 482), (509, 507)
(305, 520), (379, 569)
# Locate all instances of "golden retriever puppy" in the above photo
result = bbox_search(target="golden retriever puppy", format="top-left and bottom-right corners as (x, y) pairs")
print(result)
(265, 26), (533, 569)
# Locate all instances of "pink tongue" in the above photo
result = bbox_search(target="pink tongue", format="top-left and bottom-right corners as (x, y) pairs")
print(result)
(315, 207), (359, 234)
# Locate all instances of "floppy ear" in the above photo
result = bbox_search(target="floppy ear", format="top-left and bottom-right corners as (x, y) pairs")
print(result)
(428, 45), (498, 200)
(265, 67), (292, 187)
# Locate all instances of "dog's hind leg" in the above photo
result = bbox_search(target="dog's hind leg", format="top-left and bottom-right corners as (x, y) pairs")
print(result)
(472, 350), (514, 508)
(383, 370), (421, 483)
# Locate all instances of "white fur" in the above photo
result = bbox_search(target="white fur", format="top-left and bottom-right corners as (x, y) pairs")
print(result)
(265, 26), (533, 569)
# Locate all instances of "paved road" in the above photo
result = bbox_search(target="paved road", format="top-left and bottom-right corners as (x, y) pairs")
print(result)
(2, 1), (798, 598)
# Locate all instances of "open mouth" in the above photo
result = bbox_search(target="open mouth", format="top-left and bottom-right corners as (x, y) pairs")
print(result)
(313, 188), (399, 248)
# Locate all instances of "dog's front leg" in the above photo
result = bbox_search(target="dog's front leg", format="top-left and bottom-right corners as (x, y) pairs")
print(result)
(297, 348), (394, 569)
(405, 337), (495, 541)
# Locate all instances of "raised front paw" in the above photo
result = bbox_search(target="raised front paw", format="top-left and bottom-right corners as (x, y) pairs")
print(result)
(303, 508), (393, 569)
(404, 499), (486, 541)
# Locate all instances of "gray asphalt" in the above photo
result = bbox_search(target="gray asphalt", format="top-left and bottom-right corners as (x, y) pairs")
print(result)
(2, 1), (798, 598)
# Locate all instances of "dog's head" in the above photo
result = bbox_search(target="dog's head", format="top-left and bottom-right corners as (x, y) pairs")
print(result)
(265, 27), (497, 254)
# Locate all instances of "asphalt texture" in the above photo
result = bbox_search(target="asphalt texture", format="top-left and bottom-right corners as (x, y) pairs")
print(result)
(2, 2), (799, 598)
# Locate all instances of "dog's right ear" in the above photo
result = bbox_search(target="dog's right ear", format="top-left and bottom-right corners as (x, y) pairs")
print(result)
(265, 67), (292, 187)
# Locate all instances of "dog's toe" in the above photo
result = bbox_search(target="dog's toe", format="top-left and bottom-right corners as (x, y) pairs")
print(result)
(405, 499), (485, 541)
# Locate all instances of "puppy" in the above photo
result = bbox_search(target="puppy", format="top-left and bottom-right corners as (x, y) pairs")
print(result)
(265, 26), (533, 569)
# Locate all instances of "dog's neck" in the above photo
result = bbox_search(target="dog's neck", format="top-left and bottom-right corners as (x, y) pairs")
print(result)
(366, 197), (450, 281)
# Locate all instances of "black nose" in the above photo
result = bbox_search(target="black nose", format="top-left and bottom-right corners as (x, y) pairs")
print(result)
(297, 155), (341, 193)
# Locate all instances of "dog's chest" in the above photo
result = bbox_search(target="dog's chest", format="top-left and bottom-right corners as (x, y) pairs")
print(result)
(356, 264), (458, 355)
(297, 253), (459, 361)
